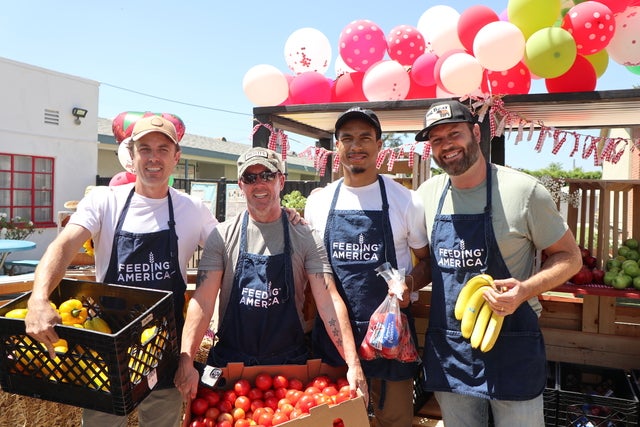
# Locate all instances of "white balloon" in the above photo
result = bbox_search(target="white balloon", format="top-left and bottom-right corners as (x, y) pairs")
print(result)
(242, 64), (289, 106)
(606, 6), (640, 66)
(362, 60), (411, 101)
(284, 27), (332, 75)
(439, 52), (484, 96)
(474, 21), (525, 72)
(417, 5), (465, 56)
(117, 138), (134, 173)
(334, 54), (355, 77)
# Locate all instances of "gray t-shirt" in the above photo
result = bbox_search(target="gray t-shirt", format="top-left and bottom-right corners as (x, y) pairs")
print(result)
(415, 164), (569, 314)
(199, 210), (332, 331)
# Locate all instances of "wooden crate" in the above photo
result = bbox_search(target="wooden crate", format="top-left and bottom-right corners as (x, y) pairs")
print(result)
(564, 179), (640, 269)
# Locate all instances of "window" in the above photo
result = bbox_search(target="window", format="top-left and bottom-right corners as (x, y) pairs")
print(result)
(0, 153), (54, 227)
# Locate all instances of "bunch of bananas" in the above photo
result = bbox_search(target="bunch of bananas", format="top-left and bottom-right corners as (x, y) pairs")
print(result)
(454, 273), (504, 352)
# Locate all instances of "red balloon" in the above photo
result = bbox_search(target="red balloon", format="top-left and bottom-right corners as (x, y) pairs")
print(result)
(562, 1), (616, 55)
(109, 171), (136, 186)
(481, 61), (532, 95)
(545, 55), (597, 93)
(406, 77), (437, 100)
(386, 24), (426, 66)
(111, 111), (186, 143)
(289, 71), (332, 104)
(458, 5), (500, 52)
(410, 52), (439, 87)
(331, 72), (366, 102)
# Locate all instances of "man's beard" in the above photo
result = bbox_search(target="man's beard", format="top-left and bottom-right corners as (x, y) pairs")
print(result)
(434, 135), (481, 176)
(346, 165), (366, 175)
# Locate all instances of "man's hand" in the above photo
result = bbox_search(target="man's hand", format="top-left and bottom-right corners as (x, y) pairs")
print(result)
(174, 354), (200, 401)
(25, 297), (62, 358)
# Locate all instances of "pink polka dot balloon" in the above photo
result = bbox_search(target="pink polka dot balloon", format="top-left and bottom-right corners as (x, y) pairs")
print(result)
(562, 1), (616, 55)
(339, 20), (388, 72)
(606, 5), (640, 66)
(386, 24), (425, 66)
(481, 61), (531, 95)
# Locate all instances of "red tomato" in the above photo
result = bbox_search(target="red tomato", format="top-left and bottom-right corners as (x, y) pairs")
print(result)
(315, 394), (333, 406)
(304, 386), (321, 395)
(234, 379), (251, 397)
(258, 411), (274, 426)
(279, 402), (294, 416)
(202, 390), (221, 407)
(205, 407), (221, 420)
(335, 390), (351, 404)
(311, 375), (331, 390)
(333, 418), (346, 427)
(272, 374), (289, 389)
(250, 399), (265, 412)
(264, 396), (279, 410)
(217, 413), (234, 424)
(252, 407), (269, 423)
(202, 417), (215, 427)
(217, 400), (233, 413)
(234, 396), (251, 412)
(231, 407), (245, 421)
(247, 387), (264, 401)
(336, 377), (349, 389)
(289, 408), (305, 419)
(254, 372), (273, 391)
(274, 387), (287, 399)
(285, 389), (303, 405)
(223, 390), (238, 404)
(271, 412), (289, 425)
(262, 389), (276, 400)
(322, 386), (338, 397)
(216, 421), (232, 427)
(190, 419), (205, 427)
(288, 377), (304, 391)
(191, 397), (210, 416)
(296, 394), (316, 413)
(234, 420), (251, 427)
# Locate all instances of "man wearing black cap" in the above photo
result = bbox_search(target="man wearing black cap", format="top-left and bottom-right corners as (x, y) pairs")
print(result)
(305, 107), (430, 427)
(414, 100), (582, 426)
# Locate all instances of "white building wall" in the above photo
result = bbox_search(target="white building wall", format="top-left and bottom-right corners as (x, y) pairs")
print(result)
(0, 56), (99, 260)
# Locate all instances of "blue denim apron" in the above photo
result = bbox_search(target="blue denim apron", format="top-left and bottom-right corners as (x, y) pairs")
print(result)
(424, 163), (546, 400)
(312, 176), (418, 381)
(207, 210), (307, 366)
(104, 188), (185, 388)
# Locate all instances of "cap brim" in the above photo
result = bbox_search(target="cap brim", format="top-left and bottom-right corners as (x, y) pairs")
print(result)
(132, 129), (178, 144)
(238, 159), (279, 178)
(335, 111), (381, 136)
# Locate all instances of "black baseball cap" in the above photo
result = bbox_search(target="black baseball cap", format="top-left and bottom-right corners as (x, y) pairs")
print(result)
(415, 100), (476, 141)
(334, 107), (382, 140)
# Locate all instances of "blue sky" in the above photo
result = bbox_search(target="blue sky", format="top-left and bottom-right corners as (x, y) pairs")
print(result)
(1, 0), (637, 172)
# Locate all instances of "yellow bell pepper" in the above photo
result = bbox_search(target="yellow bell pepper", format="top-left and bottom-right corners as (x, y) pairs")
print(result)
(4, 308), (28, 319)
(83, 317), (112, 334)
(58, 298), (88, 326)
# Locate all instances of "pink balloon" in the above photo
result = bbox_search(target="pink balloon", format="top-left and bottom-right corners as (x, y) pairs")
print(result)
(499, 8), (509, 21)
(362, 60), (411, 101)
(289, 72), (332, 104)
(458, 5), (500, 52)
(109, 171), (136, 187)
(438, 52), (484, 96)
(562, 1), (616, 55)
(339, 20), (388, 72)
(606, 5), (640, 66)
(331, 72), (366, 102)
(386, 24), (426, 66)
(481, 61), (531, 95)
(410, 52), (439, 87)
(279, 74), (294, 106)
(545, 55), (597, 93)
(434, 49), (465, 90)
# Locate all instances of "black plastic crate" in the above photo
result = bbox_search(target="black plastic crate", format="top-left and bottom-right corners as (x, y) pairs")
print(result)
(557, 363), (639, 427)
(0, 279), (178, 416)
(545, 361), (559, 427)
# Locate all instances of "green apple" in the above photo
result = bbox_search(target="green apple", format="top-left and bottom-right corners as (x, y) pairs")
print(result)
(623, 263), (640, 278)
(612, 274), (632, 289)
(633, 276), (640, 290)
(624, 238), (639, 250)
(617, 245), (631, 258)
(606, 258), (622, 271)
(626, 249), (640, 261)
(604, 271), (618, 286)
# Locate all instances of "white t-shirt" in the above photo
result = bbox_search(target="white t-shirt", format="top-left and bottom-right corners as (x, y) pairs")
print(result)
(305, 175), (429, 275)
(69, 184), (218, 282)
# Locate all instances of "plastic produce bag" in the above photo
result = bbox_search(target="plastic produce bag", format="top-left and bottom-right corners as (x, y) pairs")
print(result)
(359, 263), (420, 363)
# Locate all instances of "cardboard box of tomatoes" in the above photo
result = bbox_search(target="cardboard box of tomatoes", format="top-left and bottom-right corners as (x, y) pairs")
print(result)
(0, 278), (178, 416)
(182, 358), (369, 427)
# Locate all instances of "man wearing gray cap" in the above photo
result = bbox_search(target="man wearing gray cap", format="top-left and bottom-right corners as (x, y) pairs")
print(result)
(305, 107), (430, 427)
(26, 114), (219, 427)
(175, 147), (368, 404)
(414, 100), (581, 426)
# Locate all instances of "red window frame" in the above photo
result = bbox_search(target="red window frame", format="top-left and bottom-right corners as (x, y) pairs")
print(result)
(0, 153), (55, 227)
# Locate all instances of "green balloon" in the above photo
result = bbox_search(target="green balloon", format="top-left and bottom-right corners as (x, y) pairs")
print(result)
(626, 65), (640, 76)
(585, 50), (609, 78)
(168, 175), (175, 187)
(524, 27), (577, 78)
(508, 0), (562, 39)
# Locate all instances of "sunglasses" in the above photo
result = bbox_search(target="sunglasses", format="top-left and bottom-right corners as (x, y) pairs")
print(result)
(240, 171), (279, 184)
